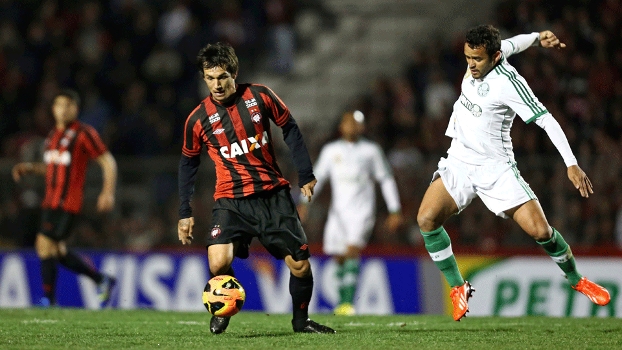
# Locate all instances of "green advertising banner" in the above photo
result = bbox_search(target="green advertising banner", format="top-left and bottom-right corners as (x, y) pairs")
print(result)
(461, 257), (620, 317)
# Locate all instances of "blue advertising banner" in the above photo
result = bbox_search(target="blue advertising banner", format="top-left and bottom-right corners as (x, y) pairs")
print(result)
(0, 251), (423, 314)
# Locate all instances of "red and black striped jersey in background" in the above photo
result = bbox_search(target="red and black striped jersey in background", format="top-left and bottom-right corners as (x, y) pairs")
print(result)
(182, 84), (292, 199)
(42, 121), (107, 214)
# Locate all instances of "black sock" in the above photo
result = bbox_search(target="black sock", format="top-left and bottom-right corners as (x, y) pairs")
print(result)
(209, 267), (235, 279)
(290, 272), (313, 327)
(59, 251), (103, 284)
(40, 258), (58, 303)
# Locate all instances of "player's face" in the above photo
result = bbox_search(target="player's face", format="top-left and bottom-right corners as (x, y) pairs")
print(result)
(203, 66), (237, 102)
(339, 113), (364, 141)
(464, 43), (500, 79)
(52, 96), (79, 124)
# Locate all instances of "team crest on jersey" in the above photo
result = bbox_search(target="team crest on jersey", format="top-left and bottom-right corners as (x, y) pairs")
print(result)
(213, 128), (225, 135)
(210, 225), (222, 239)
(244, 98), (258, 108)
(477, 82), (490, 97)
(209, 113), (220, 124)
(251, 112), (262, 124)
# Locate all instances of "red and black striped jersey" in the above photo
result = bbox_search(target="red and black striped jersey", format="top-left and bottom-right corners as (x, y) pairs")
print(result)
(41, 121), (107, 214)
(182, 83), (291, 199)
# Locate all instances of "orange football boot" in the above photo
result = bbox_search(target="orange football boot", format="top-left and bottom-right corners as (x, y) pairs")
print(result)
(572, 277), (611, 306)
(450, 281), (474, 321)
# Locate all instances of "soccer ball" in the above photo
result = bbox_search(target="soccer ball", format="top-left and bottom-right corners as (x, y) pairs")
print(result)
(202, 275), (246, 317)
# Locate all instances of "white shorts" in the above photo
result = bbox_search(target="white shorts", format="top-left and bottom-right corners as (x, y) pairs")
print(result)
(432, 157), (537, 219)
(322, 208), (375, 256)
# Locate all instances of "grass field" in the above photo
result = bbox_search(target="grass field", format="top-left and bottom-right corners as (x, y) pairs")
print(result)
(1, 309), (621, 349)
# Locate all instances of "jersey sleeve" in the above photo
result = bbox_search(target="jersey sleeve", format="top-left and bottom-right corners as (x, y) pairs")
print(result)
(181, 107), (204, 157)
(497, 64), (548, 124)
(257, 85), (291, 127)
(501, 32), (539, 59)
(370, 144), (401, 213)
(81, 125), (107, 159)
(371, 144), (393, 181)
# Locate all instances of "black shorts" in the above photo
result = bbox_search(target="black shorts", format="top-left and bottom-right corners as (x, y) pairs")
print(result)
(40, 209), (76, 242)
(207, 186), (310, 261)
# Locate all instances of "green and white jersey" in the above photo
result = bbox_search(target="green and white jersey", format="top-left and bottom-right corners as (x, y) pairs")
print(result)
(445, 33), (548, 165)
(310, 138), (401, 217)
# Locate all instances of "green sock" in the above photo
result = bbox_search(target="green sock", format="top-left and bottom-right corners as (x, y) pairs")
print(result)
(335, 262), (346, 304)
(421, 227), (464, 287)
(340, 259), (359, 304)
(537, 227), (582, 286)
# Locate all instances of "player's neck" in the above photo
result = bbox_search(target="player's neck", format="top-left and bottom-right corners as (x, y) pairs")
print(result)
(343, 135), (360, 143)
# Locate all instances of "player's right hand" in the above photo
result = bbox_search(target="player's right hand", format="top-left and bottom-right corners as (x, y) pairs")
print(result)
(11, 163), (32, 182)
(567, 165), (593, 198)
(178, 217), (195, 245)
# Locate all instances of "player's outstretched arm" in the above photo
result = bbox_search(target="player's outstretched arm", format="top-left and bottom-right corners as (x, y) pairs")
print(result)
(11, 162), (46, 182)
(502, 30), (565, 58)
(95, 152), (117, 212)
(567, 165), (593, 198)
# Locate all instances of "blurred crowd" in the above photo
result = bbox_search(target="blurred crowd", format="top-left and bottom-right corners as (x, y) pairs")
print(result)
(1, 0), (621, 252)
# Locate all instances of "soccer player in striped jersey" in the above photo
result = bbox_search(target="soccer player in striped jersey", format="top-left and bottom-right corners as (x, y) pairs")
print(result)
(12, 89), (118, 307)
(298, 110), (402, 315)
(177, 42), (335, 334)
(416, 25), (611, 321)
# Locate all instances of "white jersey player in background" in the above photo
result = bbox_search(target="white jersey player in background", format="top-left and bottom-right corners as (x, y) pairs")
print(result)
(298, 110), (402, 315)
(416, 24), (611, 322)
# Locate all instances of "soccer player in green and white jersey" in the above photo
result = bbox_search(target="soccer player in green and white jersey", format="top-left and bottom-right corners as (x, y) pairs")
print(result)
(416, 25), (610, 321)
(298, 110), (402, 315)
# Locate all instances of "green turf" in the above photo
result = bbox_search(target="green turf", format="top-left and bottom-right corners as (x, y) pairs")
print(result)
(1, 309), (621, 349)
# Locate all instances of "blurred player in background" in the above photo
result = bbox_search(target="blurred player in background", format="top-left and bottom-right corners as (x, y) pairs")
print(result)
(416, 25), (611, 322)
(12, 89), (118, 307)
(298, 110), (402, 315)
(177, 42), (335, 334)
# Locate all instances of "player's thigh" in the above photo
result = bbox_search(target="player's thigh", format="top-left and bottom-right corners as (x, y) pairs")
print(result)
(258, 189), (310, 262)
(506, 199), (551, 241)
(207, 207), (255, 259)
(417, 178), (461, 230)
(476, 162), (537, 219)
(39, 209), (76, 242)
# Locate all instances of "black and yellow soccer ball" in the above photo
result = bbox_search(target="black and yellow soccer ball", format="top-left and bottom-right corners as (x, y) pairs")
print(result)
(203, 275), (246, 317)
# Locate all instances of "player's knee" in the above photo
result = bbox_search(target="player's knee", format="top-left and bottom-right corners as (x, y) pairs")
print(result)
(532, 224), (553, 242)
(208, 256), (233, 275)
(35, 235), (59, 259)
(417, 209), (438, 232)
(287, 258), (311, 278)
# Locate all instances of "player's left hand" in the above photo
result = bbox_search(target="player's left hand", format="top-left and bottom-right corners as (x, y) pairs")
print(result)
(300, 179), (317, 202)
(96, 192), (115, 212)
(567, 165), (593, 198)
(385, 213), (403, 232)
(539, 30), (566, 49)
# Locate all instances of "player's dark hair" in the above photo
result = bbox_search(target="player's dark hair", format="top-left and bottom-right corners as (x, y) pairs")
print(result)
(466, 24), (501, 58)
(53, 89), (81, 107)
(196, 42), (239, 77)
